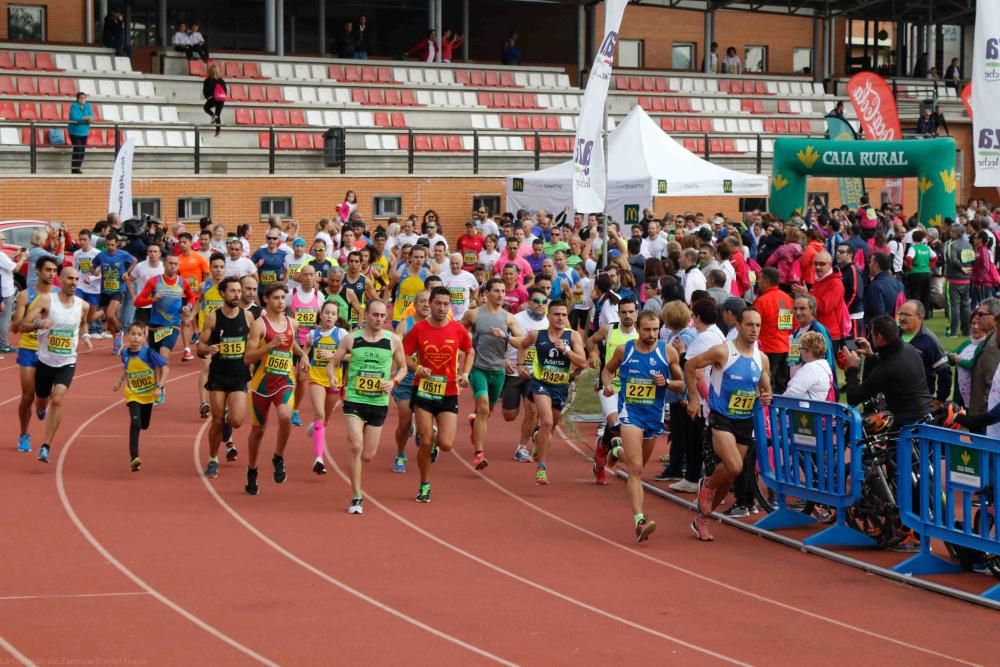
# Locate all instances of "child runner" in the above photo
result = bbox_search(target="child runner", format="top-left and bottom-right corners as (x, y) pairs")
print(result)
(300, 300), (349, 475)
(113, 321), (169, 471)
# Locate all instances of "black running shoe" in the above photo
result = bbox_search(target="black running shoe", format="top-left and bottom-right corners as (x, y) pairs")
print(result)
(245, 467), (259, 495)
(312, 458), (327, 475)
(415, 483), (431, 503)
(225, 443), (238, 462)
(272, 454), (287, 484)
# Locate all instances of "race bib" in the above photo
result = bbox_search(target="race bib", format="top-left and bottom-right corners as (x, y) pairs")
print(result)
(728, 390), (757, 416)
(625, 377), (655, 405)
(416, 374), (447, 401)
(295, 308), (317, 326)
(103, 271), (120, 292)
(127, 369), (156, 394)
(47, 328), (74, 355)
(79, 257), (93, 273)
(960, 248), (975, 264)
(540, 364), (569, 385)
(187, 276), (199, 290)
(748, 270), (757, 286)
(787, 340), (801, 365)
(153, 326), (174, 343)
(463, 251), (477, 266)
(355, 371), (385, 396)
(523, 347), (537, 365)
(218, 337), (245, 359)
(611, 368), (622, 389)
(449, 287), (466, 305)
(265, 349), (293, 376)
(204, 300), (222, 316)
(261, 270), (277, 283)
(312, 341), (336, 368)
(777, 308), (794, 331)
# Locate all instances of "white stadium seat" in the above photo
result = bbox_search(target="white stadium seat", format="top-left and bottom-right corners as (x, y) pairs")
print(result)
(137, 81), (156, 98)
(513, 72), (528, 87)
(0, 127), (20, 145)
(380, 135), (397, 150)
(54, 54), (74, 71)
(97, 79), (116, 97)
(78, 79), (97, 96)
(101, 104), (121, 122)
(145, 130), (165, 147)
(74, 55), (94, 71)
(282, 86), (300, 103)
(423, 69), (439, 84)
(356, 111), (373, 126)
(415, 91), (432, 106)
(117, 80), (137, 98)
(166, 131), (184, 147)
(509, 135), (524, 151)
(485, 115), (500, 130)
(121, 105), (141, 122)
(141, 106), (160, 122)
(323, 110), (340, 125)
(340, 111), (357, 126)
(260, 63), (277, 78)
(310, 65), (326, 80)
(470, 114), (485, 129)
(407, 70), (423, 84)
(306, 110), (323, 126)
(364, 134), (380, 150)
(334, 89), (351, 104)
(494, 136), (509, 151)
(447, 91), (463, 107)
(277, 63), (294, 79)
(294, 64), (310, 80)
(462, 92), (477, 107)
(438, 69), (454, 85)
(113, 56), (132, 72)
(93, 55), (114, 72)
(300, 87), (317, 104)
(317, 88), (334, 104)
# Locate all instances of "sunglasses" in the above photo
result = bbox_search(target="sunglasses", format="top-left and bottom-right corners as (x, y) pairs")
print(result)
(266, 236), (280, 241)
(973, 310), (994, 318)
(530, 298), (547, 305)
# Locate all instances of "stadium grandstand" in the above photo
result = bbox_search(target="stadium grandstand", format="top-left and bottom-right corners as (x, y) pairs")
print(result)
(0, 0), (977, 235)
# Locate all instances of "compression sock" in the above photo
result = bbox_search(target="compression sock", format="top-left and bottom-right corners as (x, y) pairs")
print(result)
(222, 422), (233, 443)
(312, 421), (325, 460)
(129, 425), (140, 459)
(634, 513), (645, 527)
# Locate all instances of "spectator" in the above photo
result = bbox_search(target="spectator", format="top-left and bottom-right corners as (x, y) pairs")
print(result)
(406, 29), (439, 63)
(502, 31), (521, 66)
(108, 10), (131, 58)
(783, 332), (834, 401)
(943, 222), (974, 337)
(188, 23), (209, 60)
(722, 46), (742, 74)
(864, 252), (904, 332)
(172, 22), (192, 57)
(337, 190), (358, 223)
(336, 20), (356, 58)
(898, 300), (951, 404)
(927, 66), (940, 80)
(764, 226), (803, 292)
(67, 92), (94, 175)
(679, 248), (706, 303)
(755, 266), (794, 393)
(972, 231), (1000, 308)
(0, 231), (25, 354)
(702, 42), (719, 73)
(950, 309), (989, 408)
(904, 229), (935, 315)
(913, 52), (929, 78)
(202, 64), (226, 137)
(353, 15), (371, 59)
(26, 228), (61, 290)
(441, 29), (463, 63)
(916, 107), (936, 137)
(933, 105), (949, 136)
(969, 300), (1000, 425)
(945, 57), (961, 91)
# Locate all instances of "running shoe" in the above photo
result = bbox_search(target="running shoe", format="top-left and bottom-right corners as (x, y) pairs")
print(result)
(130, 457), (142, 472)
(514, 444), (532, 462)
(199, 401), (210, 419)
(473, 450), (489, 471)
(348, 497), (364, 515)
(654, 466), (683, 482)
(690, 514), (714, 542)
(36, 408), (47, 421)
(101, 331), (113, 339)
(37, 444), (49, 463)
(0, 345), (12, 353)
(416, 483), (431, 503)
(225, 443), (238, 462)
(430, 444), (439, 463)
(16, 434), (30, 453)
(392, 453), (407, 473)
(245, 467), (259, 495)
(113, 333), (122, 355)
(191, 332), (201, 345)
(697, 478), (716, 516)
(156, 387), (166, 406)
(204, 460), (219, 478)
(594, 441), (608, 469)
(272, 454), (287, 484)
(535, 465), (549, 485)
(722, 504), (750, 518)
(291, 410), (302, 427)
(312, 458), (327, 475)
(182, 347), (194, 362)
(636, 517), (656, 543)
(607, 438), (623, 467)
(669, 479), (699, 493)
(593, 461), (608, 485)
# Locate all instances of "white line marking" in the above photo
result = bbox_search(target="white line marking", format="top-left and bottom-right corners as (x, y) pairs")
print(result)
(320, 445), (748, 666)
(547, 425), (981, 667)
(0, 361), (123, 407)
(0, 592), (152, 601)
(0, 634), (34, 666)
(193, 424), (518, 667)
(55, 371), (279, 667)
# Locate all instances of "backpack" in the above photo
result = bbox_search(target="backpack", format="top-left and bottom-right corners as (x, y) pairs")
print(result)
(48, 129), (65, 145)
(213, 83), (227, 102)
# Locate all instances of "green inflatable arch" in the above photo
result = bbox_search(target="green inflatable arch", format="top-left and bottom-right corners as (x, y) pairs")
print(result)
(770, 137), (957, 227)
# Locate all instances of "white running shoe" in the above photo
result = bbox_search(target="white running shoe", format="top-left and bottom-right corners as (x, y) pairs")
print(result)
(669, 479), (699, 493)
(347, 498), (364, 514)
(514, 444), (532, 462)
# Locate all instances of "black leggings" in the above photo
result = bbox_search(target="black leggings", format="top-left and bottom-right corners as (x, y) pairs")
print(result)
(128, 401), (153, 459)
(907, 272), (932, 316)
(203, 99), (224, 120)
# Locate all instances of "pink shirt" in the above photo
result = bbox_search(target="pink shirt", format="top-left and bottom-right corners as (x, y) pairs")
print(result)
(494, 254), (534, 286)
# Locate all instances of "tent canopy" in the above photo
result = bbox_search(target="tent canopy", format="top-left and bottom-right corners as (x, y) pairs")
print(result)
(505, 106), (769, 221)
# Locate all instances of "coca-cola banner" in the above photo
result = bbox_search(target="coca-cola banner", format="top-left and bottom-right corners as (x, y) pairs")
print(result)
(846, 72), (902, 141)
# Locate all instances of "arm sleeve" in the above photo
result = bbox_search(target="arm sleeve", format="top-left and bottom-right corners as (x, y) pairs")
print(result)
(132, 278), (158, 307)
(844, 362), (883, 407)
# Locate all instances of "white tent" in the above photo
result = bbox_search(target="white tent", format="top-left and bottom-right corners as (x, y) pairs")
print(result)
(505, 106), (769, 222)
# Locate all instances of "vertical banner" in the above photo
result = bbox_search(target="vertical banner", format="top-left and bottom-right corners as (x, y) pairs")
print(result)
(108, 138), (136, 220)
(972, 3), (1000, 186)
(846, 72), (902, 141)
(825, 116), (865, 209)
(572, 0), (628, 214)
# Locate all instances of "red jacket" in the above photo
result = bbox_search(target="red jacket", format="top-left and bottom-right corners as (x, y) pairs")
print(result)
(811, 269), (846, 339)
(729, 248), (751, 296)
(755, 285), (794, 354)
(800, 240), (824, 286)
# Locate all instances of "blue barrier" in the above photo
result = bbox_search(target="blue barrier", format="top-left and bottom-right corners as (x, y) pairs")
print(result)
(891, 424), (1000, 601)
(752, 396), (875, 547)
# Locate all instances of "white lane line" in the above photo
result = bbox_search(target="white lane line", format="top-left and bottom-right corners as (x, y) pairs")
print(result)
(549, 425), (981, 667)
(0, 592), (151, 602)
(0, 361), (123, 407)
(0, 634), (34, 666)
(193, 424), (518, 667)
(55, 371), (279, 667)
(321, 445), (748, 666)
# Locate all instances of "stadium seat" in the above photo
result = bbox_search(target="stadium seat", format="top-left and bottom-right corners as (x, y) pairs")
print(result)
(189, 60), (208, 77)
(396, 134), (410, 150)
(374, 112), (390, 127)
(87, 127), (106, 147)
(0, 52), (12, 70)
(778, 100), (791, 114)
(494, 93), (510, 108)
(664, 98), (677, 112)
(741, 99), (753, 113)
(637, 96), (650, 110)
(677, 98), (691, 113)
(730, 80), (744, 95)
(18, 102), (37, 120)
(470, 70), (485, 86)
(800, 119), (813, 134)
(265, 86), (285, 103)
(328, 65), (344, 80)
(655, 78), (669, 92)
(485, 71), (499, 87)
(641, 77), (655, 92)
(717, 79), (731, 93)
(377, 67), (394, 83)
(500, 72), (515, 88)
(235, 108), (252, 125)
(294, 133), (312, 149)
(514, 115), (529, 130)
(57, 78), (76, 96)
(775, 119), (788, 133)
(253, 109), (270, 125)
(384, 89), (401, 106)
(36, 77), (57, 96)
(788, 119), (801, 133)
(545, 116), (559, 131)
(288, 109), (305, 126)
(258, 132), (270, 149)
(368, 88), (386, 105)
(413, 134), (430, 151)
(523, 93), (539, 109)
(244, 62), (264, 79)
(476, 91), (492, 107)
(539, 136), (555, 152)
(501, 115), (515, 130)
(272, 108), (289, 125)
(754, 81), (769, 95)
(628, 77), (641, 91)
(51, 53), (72, 70)
(35, 53), (58, 72)
(614, 78), (628, 91)
(229, 84), (247, 102)
(660, 117), (674, 132)
(248, 85), (266, 102)
(530, 115), (544, 130)
(752, 100), (765, 114)
(454, 70), (470, 85)
(674, 117), (687, 132)
(710, 139), (723, 155)
(427, 135), (444, 151)
(224, 61), (242, 79)
(0, 102), (15, 119)
(14, 52), (34, 70)
(343, 66), (361, 83)
(276, 132), (294, 149)
(15, 77), (35, 95)
(554, 136), (570, 152)
(40, 102), (59, 121)
(401, 90), (418, 106)
(651, 97), (665, 112)
(447, 135), (463, 151)
(763, 119), (776, 133)
(508, 93), (523, 109)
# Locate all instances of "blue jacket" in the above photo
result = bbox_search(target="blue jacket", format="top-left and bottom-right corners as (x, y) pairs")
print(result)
(863, 271), (902, 330)
(68, 102), (93, 137)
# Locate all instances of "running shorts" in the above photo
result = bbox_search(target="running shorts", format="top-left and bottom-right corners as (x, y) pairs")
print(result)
(501, 375), (531, 411)
(17, 348), (38, 368)
(250, 387), (294, 427)
(529, 379), (568, 412)
(469, 367), (505, 406)
(35, 361), (75, 398)
(708, 411), (755, 447)
(412, 394), (459, 416)
(342, 400), (389, 427)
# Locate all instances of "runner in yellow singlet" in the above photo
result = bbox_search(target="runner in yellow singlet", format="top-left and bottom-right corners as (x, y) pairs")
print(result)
(196, 253), (226, 418)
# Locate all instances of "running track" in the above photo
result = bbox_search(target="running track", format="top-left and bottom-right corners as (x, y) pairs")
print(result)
(0, 341), (996, 666)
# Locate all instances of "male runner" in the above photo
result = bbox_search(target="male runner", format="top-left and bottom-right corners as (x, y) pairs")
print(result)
(404, 286), (474, 503)
(342, 251), (377, 329)
(20, 266), (92, 463)
(198, 276), (254, 477)
(91, 232), (136, 354)
(244, 282), (301, 495)
(501, 286), (548, 462)
(194, 253), (227, 416)
(224, 236), (257, 279)
(288, 263), (322, 426)
(129, 243), (165, 326)
(443, 252), (480, 321)
(391, 288), (431, 473)
(240, 275), (261, 319)
(461, 277), (521, 470)
(511, 299), (586, 484)
(685, 307), (772, 542)
(601, 311), (684, 541)
(329, 299), (409, 514)
(390, 245), (428, 327)
(175, 232), (209, 361)
(587, 297), (639, 484)
(72, 229), (102, 336)
(12, 256), (57, 453)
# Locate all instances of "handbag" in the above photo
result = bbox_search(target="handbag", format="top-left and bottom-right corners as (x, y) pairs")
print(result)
(212, 83), (227, 102)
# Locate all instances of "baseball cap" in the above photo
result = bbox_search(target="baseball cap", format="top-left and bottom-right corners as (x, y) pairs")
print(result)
(465, 220), (476, 227)
(608, 249), (622, 258)
(292, 237), (306, 247)
(722, 297), (747, 315)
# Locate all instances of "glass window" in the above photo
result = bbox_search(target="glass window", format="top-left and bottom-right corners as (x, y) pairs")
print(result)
(744, 46), (767, 73)
(177, 197), (211, 220)
(618, 39), (643, 69)
(472, 196), (501, 217)
(373, 196), (402, 218)
(133, 198), (161, 220)
(7, 5), (45, 41)
(793, 48), (813, 74)
(260, 197), (292, 219)
(672, 43), (695, 71)
(6, 225), (40, 248)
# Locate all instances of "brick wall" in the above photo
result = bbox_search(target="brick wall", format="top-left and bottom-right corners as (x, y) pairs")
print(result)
(0, 1), (85, 44)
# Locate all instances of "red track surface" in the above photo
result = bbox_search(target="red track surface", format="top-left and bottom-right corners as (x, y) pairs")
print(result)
(1, 342), (997, 666)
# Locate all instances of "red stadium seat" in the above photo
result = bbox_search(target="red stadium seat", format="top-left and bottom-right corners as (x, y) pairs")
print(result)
(664, 97), (677, 112)
(0, 102), (14, 119)
(741, 99), (753, 113)
(763, 119), (777, 133)
(18, 103), (37, 120)
(374, 112), (390, 127)
(724, 139), (737, 153)
(0, 75), (14, 95)
(492, 93), (509, 108)
(289, 109), (305, 126)
(351, 88), (368, 104)
(677, 98), (691, 113)
(554, 136), (571, 152)
(377, 67), (394, 83)
(485, 71), (499, 87)
(642, 77), (655, 92)
(696, 139), (706, 154)
(651, 97), (665, 112)
(248, 85), (266, 102)
(276, 132), (294, 149)
(470, 70), (484, 86)
(454, 70), (470, 85)
(235, 108), (252, 125)
(271, 108), (289, 125)
(244, 62), (264, 79)
(539, 136), (555, 152)
(35, 53), (58, 72)
(40, 102), (59, 120)
(401, 90), (418, 106)
(515, 115), (530, 130)
(501, 115), (515, 130)
(710, 139), (723, 155)
(637, 96), (650, 110)
(778, 100), (791, 114)
(384, 89), (401, 106)
(189, 60), (208, 77)
(788, 120), (801, 133)
(228, 84), (247, 102)
(718, 79), (731, 93)
(775, 119), (788, 133)
(628, 77), (642, 91)
(397, 134), (409, 150)
(265, 86), (285, 103)
(660, 117), (674, 132)
(500, 72), (515, 88)
(0, 52), (12, 70)
(545, 116), (558, 130)
(683, 138), (696, 151)
(16, 77), (35, 95)
(522, 93), (539, 109)
(447, 135), (463, 151)
(14, 52), (34, 70)
(344, 66), (361, 83)
(258, 132), (270, 148)
(361, 66), (377, 83)
(368, 88), (386, 106)
(37, 77), (58, 96)
(614, 78), (628, 91)
(415, 135), (432, 151)
(674, 117), (687, 132)
(729, 80), (744, 94)
(522, 135), (535, 152)
(57, 78), (76, 97)
(508, 93), (523, 109)
(701, 118), (714, 132)
(328, 65), (344, 80)
(224, 62), (242, 79)
(800, 120), (813, 134)
(655, 78), (669, 92)
(752, 100), (765, 114)
(390, 112), (406, 128)
(476, 91), (492, 107)
(755, 81), (769, 95)
(295, 133), (312, 149)
(253, 109), (270, 125)
(530, 115), (544, 130)
(87, 127), (106, 147)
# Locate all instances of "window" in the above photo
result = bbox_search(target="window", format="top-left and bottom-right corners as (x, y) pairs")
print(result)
(739, 198), (769, 213)
(373, 195), (402, 218)
(618, 39), (644, 69)
(744, 45), (767, 73)
(260, 197), (292, 219)
(793, 48), (814, 74)
(472, 195), (501, 218)
(133, 198), (161, 220)
(672, 42), (695, 71)
(177, 197), (211, 220)
(7, 5), (45, 41)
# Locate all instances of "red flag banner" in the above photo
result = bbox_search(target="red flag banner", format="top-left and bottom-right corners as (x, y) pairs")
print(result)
(846, 72), (902, 141)
(961, 82), (973, 121)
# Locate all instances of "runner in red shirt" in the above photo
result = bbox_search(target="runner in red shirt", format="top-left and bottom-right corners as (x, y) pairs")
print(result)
(404, 286), (475, 503)
(455, 221), (485, 272)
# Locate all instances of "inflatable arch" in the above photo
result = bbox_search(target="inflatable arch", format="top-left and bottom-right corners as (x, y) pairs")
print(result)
(770, 137), (957, 227)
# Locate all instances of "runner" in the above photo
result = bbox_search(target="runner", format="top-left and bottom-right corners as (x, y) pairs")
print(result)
(586, 297), (639, 484)
(300, 300), (349, 475)
(461, 278), (522, 470)
(600, 311), (684, 541)
(12, 256), (57, 453)
(342, 251), (377, 329)
(404, 286), (475, 502)
(113, 321), (169, 472)
(175, 232), (209, 361)
(72, 229), (102, 336)
(685, 307), (772, 542)
(239, 275), (261, 319)
(91, 232), (136, 354)
(244, 282), (301, 495)
(198, 276), (254, 478)
(389, 245), (428, 327)
(288, 263), (322, 426)
(501, 286), (548, 462)
(251, 230), (288, 291)
(510, 299), (586, 485)
(128, 243), (165, 326)
(443, 252), (480, 321)
(224, 235), (257, 279)
(195, 253), (227, 417)
(20, 266), (93, 463)
(329, 299), (408, 513)
(391, 289), (430, 473)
